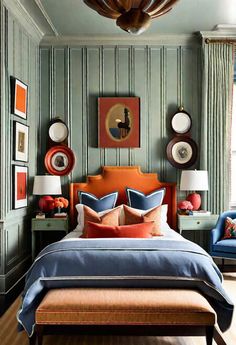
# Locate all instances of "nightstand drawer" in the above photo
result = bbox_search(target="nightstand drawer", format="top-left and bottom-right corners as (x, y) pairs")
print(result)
(178, 215), (218, 231)
(32, 219), (68, 231)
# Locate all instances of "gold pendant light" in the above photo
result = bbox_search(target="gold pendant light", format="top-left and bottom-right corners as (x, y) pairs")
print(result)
(83, 0), (179, 35)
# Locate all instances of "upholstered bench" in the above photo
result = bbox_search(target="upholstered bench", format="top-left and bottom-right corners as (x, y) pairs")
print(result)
(30, 288), (216, 345)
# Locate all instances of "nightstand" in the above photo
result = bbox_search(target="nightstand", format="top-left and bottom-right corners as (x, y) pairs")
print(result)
(31, 218), (69, 259)
(178, 214), (219, 252)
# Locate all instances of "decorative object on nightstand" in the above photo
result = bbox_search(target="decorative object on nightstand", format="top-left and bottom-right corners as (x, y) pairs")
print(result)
(53, 197), (69, 218)
(178, 214), (218, 252)
(180, 170), (209, 210)
(177, 200), (193, 215)
(31, 217), (69, 259)
(33, 175), (62, 215)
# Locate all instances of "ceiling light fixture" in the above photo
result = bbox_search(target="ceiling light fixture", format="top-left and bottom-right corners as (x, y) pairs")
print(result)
(83, 0), (179, 35)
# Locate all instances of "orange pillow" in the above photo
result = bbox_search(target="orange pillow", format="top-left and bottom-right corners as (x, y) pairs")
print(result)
(82, 205), (121, 237)
(86, 221), (153, 238)
(123, 204), (163, 236)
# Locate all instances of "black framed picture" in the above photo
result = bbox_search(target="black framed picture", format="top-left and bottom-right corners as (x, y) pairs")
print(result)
(13, 165), (28, 209)
(10, 76), (28, 119)
(13, 121), (29, 162)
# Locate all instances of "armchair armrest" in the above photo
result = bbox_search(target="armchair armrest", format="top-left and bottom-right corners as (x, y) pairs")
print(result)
(211, 228), (221, 245)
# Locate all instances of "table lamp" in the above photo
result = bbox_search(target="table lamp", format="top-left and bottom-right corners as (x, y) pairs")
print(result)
(33, 175), (62, 213)
(180, 170), (209, 210)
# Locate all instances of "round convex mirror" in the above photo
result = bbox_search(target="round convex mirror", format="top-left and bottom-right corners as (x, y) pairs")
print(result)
(171, 110), (192, 134)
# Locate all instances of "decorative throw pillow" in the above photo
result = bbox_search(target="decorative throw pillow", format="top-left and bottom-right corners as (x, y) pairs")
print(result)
(86, 221), (153, 238)
(123, 204), (163, 236)
(79, 191), (118, 212)
(223, 217), (236, 239)
(82, 205), (121, 237)
(126, 187), (165, 210)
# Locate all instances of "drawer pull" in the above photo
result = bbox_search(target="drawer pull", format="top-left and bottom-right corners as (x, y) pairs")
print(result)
(46, 223), (51, 227)
(197, 221), (200, 225)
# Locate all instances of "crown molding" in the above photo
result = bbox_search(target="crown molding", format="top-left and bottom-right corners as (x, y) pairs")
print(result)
(200, 26), (236, 40)
(3, 0), (43, 42)
(40, 34), (200, 47)
(34, 0), (58, 36)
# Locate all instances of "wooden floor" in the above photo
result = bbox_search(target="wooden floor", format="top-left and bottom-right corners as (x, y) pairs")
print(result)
(0, 273), (235, 345)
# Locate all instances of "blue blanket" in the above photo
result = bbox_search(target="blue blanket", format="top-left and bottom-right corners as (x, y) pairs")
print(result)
(17, 238), (234, 336)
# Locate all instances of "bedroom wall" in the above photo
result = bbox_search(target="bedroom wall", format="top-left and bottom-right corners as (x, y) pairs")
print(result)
(0, 0), (41, 313)
(39, 40), (202, 195)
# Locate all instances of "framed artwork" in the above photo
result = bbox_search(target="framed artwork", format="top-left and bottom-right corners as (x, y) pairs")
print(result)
(13, 165), (28, 209)
(10, 77), (28, 119)
(44, 145), (75, 176)
(166, 136), (198, 169)
(98, 97), (140, 148)
(14, 121), (29, 162)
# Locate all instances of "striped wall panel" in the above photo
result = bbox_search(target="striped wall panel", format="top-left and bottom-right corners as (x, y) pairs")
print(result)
(40, 44), (201, 194)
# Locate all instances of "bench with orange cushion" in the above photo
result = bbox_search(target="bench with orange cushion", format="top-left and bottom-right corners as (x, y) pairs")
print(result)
(30, 288), (216, 345)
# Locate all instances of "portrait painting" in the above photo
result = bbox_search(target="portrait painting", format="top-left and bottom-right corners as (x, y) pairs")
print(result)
(98, 97), (140, 148)
(14, 122), (29, 162)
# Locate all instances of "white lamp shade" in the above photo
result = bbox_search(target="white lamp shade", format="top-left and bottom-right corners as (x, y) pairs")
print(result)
(180, 170), (209, 191)
(33, 175), (62, 195)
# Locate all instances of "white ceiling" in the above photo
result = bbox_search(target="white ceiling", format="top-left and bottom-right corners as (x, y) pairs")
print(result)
(19, 0), (236, 37)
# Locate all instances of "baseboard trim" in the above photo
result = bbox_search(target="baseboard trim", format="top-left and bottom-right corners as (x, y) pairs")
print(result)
(0, 273), (26, 316)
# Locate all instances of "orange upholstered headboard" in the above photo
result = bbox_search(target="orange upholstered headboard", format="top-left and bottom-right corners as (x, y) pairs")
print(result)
(70, 166), (177, 229)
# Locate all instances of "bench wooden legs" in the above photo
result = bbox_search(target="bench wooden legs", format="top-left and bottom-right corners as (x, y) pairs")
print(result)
(29, 325), (44, 345)
(29, 325), (215, 345)
(206, 326), (214, 345)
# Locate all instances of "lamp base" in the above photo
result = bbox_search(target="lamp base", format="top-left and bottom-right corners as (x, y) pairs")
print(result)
(186, 193), (201, 211)
(38, 195), (54, 213)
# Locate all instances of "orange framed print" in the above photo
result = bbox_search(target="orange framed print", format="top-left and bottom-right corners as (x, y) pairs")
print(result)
(13, 165), (28, 209)
(11, 77), (28, 119)
(98, 97), (140, 148)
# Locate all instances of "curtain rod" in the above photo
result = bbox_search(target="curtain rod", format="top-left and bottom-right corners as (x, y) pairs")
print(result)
(205, 38), (236, 44)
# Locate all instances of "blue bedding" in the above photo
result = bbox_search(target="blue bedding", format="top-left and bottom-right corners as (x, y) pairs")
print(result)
(17, 238), (234, 336)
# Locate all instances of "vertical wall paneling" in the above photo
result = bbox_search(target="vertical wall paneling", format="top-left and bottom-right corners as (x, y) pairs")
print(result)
(149, 47), (162, 174)
(117, 47), (130, 165)
(54, 48), (65, 119)
(103, 47), (117, 166)
(165, 47), (179, 183)
(87, 47), (101, 173)
(39, 43), (201, 192)
(133, 46), (147, 170)
(70, 48), (83, 180)
(0, 3), (40, 313)
(39, 48), (50, 173)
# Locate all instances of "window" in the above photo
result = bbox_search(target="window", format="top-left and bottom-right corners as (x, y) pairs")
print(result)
(231, 67), (236, 207)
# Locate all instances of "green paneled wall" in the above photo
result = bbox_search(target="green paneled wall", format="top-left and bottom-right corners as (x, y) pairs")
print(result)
(0, 3), (40, 313)
(40, 44), (201, 190)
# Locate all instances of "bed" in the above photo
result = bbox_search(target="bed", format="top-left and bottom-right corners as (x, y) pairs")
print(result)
(17, 166), (233, 345)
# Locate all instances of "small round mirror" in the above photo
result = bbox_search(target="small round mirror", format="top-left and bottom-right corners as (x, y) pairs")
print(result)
(171, 110), (192, 134)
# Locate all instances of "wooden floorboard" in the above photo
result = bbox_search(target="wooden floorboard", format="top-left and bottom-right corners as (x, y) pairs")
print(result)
(0, 273), (235, 345)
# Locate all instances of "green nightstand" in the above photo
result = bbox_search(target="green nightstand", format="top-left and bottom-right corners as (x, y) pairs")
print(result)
(31, 218), (69, 259)
(178, 214), (219, 252)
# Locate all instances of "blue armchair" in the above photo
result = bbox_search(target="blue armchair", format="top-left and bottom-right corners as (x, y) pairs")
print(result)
(210, 211), (236, 265)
